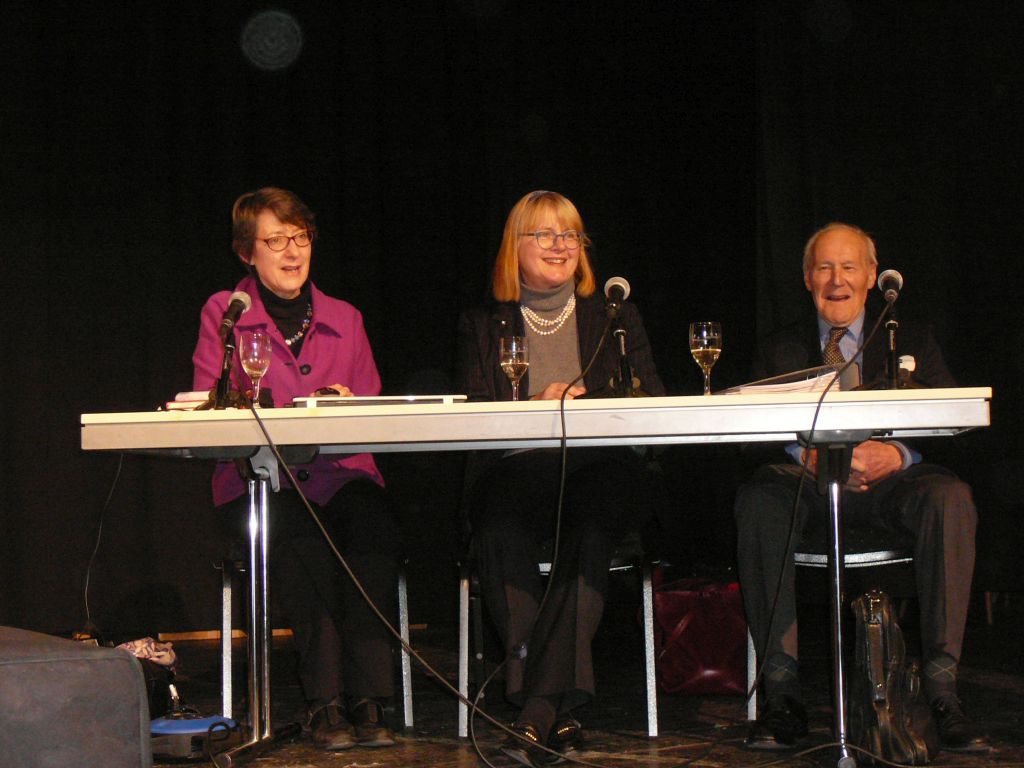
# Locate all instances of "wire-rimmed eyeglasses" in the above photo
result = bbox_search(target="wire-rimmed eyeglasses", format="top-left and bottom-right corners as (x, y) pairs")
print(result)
(520, 229), (583, 250)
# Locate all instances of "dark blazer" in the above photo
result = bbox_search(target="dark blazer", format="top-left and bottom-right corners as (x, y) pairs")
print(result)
(753, 300), (957, 389)
(455, 291), (666, 400)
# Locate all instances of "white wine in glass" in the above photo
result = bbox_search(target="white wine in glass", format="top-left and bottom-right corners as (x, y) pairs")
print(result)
(499, 335), (529, 401)
(239, 329), (272, 406)
(689, 321), (722, 396)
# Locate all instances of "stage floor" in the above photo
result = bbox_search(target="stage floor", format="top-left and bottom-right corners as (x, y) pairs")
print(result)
(154, 591), (1024, 768)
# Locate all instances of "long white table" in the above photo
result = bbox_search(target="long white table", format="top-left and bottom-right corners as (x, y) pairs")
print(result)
(82, 387), (991, 455)
(80, 387), (991, 765)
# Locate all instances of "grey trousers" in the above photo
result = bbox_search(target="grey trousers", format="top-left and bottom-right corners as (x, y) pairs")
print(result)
(735, 461), (976, 664)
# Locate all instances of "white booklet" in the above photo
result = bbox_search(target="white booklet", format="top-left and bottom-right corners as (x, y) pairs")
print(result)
(721, 364), (857, 395)
(722, 372), (838, 395)
(165, 390), (212, 410)
(291, 394), (468, 408)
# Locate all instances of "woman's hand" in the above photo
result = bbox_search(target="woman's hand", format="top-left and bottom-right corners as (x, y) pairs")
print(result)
(312, 384), (353, 397)
(531, 382), (586, 401)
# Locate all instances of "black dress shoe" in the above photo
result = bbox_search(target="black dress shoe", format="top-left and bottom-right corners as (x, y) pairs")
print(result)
(309, 703), (357, 750)
(350, 699), (396, 747)
(500, 722), (545, 768)
(745, 694), (809, 751)
(931, 696), (989, 753)
(542, 716), (583, 764)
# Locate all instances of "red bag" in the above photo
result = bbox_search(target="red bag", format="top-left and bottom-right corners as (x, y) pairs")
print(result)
(651, 577), (748, 695)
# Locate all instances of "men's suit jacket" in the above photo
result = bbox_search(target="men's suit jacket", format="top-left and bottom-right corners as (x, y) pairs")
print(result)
(752, 300), (957, 389)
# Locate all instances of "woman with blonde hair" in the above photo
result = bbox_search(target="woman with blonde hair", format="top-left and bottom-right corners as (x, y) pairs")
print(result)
(456, 190), (665, 765)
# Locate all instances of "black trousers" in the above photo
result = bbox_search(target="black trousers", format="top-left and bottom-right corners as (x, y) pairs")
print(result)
(221, 479), (399, 709)
(735, 462), (977, 665)
(469, 448), (654, 711)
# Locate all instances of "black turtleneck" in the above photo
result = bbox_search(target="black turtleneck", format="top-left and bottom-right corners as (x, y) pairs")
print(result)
(256, 279), (312, 357)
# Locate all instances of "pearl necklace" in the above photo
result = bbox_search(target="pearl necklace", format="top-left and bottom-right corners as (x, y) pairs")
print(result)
(520, 293), (576, 336)
(284, 303), (313, 347)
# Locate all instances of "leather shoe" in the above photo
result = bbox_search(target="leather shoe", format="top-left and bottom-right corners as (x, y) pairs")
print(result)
(745, 694), (809, 750)
(931, 695), (989, 753)
(350, 699), (396, 747)
(500, 721), (546, 768)
(542, 716), (583, 764)
(309, 703), (356, 750)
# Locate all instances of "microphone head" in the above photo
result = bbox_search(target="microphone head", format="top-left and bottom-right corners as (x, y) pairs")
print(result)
(876, 269), (903, 292)
(604, 276), (631, 301)
(228, 291), (253, 312)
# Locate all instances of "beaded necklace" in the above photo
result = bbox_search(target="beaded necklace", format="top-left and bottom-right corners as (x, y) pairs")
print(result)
(284, 303), (313, 347)
(520, 293), (576, 336)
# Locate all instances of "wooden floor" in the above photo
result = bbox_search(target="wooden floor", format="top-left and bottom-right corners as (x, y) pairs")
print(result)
(154, 591), (1024, 768)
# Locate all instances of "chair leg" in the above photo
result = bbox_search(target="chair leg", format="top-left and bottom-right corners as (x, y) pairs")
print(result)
(746, 629), (757, 721)
(457, 565), (471, 738)
(398, 564), (414, 729)
(642, 562), (659, 738)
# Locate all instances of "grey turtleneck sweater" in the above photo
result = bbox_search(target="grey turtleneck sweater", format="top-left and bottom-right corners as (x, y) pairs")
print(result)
(520, 280), (581, 397)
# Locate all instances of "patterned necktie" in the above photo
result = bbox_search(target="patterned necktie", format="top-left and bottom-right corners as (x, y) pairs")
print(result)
(823, 326), (847, 366)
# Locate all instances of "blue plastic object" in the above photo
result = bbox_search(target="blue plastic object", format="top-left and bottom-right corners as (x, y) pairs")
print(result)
(151, 715), (239, 759)
(151, 715), (236, 734)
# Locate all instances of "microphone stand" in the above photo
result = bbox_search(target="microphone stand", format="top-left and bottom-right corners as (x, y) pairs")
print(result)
(884, 305), (899, 390)
(612, 321), (637, 397)
(214, 332), (237, 409)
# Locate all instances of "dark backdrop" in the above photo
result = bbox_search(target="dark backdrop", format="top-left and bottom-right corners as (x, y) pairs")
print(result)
(1, 1), (1019, 637)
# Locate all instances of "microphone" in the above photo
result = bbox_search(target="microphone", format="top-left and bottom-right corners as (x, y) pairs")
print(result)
(877, 269), (903, 303)
(604, 276), (631, 318)
(218, 291), (252, 341)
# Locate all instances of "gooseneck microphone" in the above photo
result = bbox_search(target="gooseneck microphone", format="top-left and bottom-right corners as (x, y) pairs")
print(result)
(604, 276), (631, 319)
(877, 269), (903, 303)
(218, 291), (252, 340)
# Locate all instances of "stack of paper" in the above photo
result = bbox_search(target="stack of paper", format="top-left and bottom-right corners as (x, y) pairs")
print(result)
(164, 391), (210, 410)
(722, 371), (839, 395)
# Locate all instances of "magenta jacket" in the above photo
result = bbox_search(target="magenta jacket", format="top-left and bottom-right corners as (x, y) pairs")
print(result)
(192, 274), (385, 506)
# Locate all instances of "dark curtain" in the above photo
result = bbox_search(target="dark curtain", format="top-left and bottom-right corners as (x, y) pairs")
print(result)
(0, 1), (756, 635)
(2, 1), (1019, 636)
(755, 1), (1024, 590)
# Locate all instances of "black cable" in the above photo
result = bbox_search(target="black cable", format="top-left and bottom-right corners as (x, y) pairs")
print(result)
(238, 308), (906, 768)
(240, 397), (605, 767)
(83, 452), (125, 638)
(467, 318), (616, 765)
(742, 305), (892, 732)
(481, 315), (755, 768)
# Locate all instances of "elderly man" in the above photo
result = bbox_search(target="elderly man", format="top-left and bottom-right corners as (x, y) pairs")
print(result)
(736, 222), (985, 752)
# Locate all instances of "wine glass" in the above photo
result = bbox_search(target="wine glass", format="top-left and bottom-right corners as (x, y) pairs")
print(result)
(239, 329), (272, 406)
(689, 321), (722, 396)
(499, 336), (529, 401)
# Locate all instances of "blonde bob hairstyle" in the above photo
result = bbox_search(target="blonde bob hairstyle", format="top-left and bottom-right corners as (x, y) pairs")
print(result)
(802, 222), (878, 273)
(491, 190), (596, 302)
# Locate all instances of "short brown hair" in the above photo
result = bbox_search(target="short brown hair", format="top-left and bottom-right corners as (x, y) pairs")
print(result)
(491, 190), (596, 302)
(231, 187), (316, 261)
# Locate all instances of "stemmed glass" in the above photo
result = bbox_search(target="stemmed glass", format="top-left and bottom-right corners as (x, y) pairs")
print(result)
(689, 321), (722, 396)
(500, 336), (529, 402)
(239, 329), (272, 406)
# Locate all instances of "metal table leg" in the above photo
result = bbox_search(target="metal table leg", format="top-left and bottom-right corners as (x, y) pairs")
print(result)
(827, 472), (856, 768)
(804, 430), (870, 768)
(214, 450), (284, 768)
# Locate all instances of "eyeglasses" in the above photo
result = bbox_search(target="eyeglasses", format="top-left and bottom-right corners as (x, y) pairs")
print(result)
(520, 229), (583, 250)
(259, 231), (313, 251)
